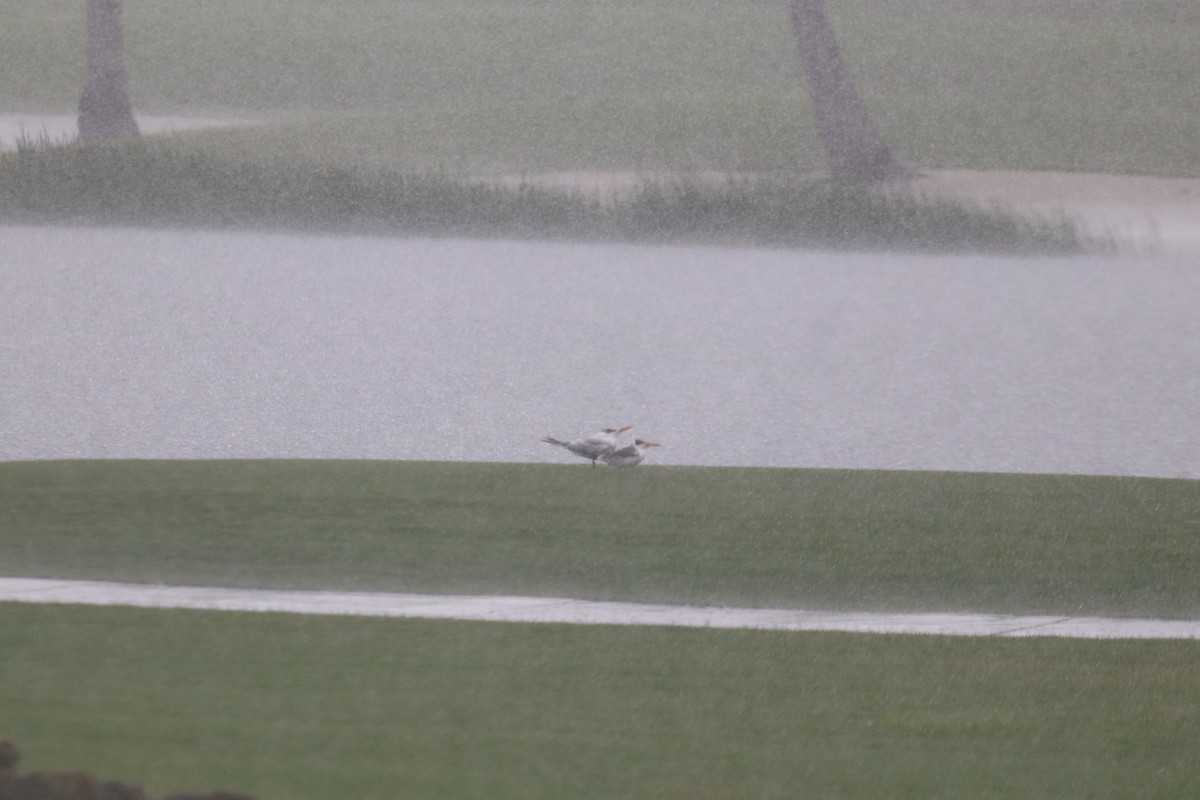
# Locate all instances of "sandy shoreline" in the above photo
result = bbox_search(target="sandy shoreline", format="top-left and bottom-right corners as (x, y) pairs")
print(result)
(3, 578), (1198, 640)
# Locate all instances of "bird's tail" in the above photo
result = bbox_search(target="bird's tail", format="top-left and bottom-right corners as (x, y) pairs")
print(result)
(541, 437), (569, 448)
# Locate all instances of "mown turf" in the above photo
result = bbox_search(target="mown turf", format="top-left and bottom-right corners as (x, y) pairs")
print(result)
(2, 460), (1197, 618)
(2, 603), (1197, 800)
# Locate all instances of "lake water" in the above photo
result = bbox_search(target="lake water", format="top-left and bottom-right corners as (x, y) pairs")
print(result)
(2, 225), (1197, 478)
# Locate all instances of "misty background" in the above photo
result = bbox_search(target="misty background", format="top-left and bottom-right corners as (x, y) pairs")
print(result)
(2, 0), (1198, 477)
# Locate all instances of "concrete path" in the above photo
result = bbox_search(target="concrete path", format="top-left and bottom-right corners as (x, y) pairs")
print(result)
(2, 578), (1197, 640)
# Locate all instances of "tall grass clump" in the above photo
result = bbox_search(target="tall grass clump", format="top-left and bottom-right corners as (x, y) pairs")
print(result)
(0, 136), (592, 237)
(614, 178), (1087, 253)
(0, 137), (1087, 253)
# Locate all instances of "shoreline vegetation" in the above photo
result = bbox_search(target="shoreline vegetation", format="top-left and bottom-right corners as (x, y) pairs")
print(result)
(6, 0), (1193, 254)
(0, 135), (1089, 253)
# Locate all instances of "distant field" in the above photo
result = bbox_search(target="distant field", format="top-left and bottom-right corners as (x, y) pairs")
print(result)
(3, 460), (1197, 619)
(1, 0), (1196, 176)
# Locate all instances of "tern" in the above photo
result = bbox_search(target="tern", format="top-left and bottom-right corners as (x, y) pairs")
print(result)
(542, 424), (634, 467)
(601, 439), (661, 468)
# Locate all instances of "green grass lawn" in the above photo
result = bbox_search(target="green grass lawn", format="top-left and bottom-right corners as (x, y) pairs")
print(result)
(3, 461), (1199, 798)
(3, 460), (1198, 618)
(2, 603), (1198, 800)
(1, 0), (1197, 176)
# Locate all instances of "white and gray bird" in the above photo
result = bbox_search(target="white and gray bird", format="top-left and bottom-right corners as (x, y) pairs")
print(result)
(601, 438), (661, 468)
(542, 424), (633, 467)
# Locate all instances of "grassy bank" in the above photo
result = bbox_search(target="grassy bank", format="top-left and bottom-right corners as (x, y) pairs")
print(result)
(2, 603), (1198, 800)
(2, 460), (1197, 618)
(0, 137), (1084, 252)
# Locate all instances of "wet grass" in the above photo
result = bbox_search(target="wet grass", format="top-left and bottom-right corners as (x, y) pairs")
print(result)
(2, 603), (1198, 800)
(0, 138), (1085, 253)
(4, 460), (1198, 797)
(2, 460), (1197, 619)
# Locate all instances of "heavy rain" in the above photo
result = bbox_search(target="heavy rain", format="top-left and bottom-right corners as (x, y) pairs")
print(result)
(2, 2), (1199, 799)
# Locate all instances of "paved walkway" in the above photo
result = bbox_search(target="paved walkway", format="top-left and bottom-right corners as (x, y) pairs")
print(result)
(2, 578), (1198, 640)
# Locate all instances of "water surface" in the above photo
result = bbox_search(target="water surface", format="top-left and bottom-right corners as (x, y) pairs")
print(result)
(3, 226), (1197, 478)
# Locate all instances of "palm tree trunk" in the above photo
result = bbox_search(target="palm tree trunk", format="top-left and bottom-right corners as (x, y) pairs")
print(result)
(788, 0), (909, 182)
(78, 0), (139, 141)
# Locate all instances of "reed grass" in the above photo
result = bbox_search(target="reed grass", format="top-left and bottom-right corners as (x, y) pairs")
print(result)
(0, 137), (1085, 253)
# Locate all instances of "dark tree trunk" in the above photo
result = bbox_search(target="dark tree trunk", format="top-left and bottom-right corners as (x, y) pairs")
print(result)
(78, 0), (139, 141)
(788, 0), (910, 182)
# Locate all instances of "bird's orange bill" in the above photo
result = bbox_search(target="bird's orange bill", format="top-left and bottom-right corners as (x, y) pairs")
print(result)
(642, 441), (661, 447)
(617, 424), (634, 433)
